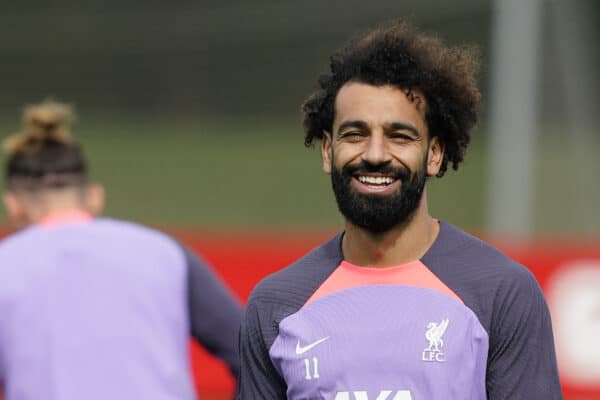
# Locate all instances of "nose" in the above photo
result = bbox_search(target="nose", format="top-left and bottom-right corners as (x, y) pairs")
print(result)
(362, 133), (391, 165)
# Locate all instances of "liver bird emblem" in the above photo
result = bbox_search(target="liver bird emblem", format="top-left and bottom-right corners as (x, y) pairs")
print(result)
(425, 318), (449, 352)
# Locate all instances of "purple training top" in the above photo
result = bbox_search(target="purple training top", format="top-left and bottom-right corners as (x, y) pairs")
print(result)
(0, 212), (242, 400)
(237, 221), (562, 400)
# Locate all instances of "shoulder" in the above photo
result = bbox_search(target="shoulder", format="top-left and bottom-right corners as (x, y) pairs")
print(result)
(424, 221), (541, 332)
(426, 221), (532, 281)
(437, 224), (563, 396)
(245, 234), (342, 335)
(248, 234), (343, 307)
(93, 217), (168, 237)
(242, 234), (342, 350)
(93, 218), (183, 252)
(0, 225), (51, 259)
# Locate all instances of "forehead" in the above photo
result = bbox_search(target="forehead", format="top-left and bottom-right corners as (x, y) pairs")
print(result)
(333, 82), (427, 133)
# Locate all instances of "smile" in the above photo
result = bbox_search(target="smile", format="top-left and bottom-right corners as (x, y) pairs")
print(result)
(352, 174), (400, 194)
(356, 175), (396, 185)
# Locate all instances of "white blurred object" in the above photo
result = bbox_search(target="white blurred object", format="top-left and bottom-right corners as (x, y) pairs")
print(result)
(547, 260), (600, 383)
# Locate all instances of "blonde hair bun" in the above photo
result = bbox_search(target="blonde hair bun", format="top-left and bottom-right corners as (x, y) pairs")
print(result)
(3, 100), (75, 155)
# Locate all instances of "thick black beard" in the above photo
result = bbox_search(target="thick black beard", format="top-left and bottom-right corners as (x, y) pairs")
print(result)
(331, 158), (427, 234)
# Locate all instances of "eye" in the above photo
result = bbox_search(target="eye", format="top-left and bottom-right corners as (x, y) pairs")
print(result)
(389, 132), (414, 141)
(339, 131), (365, 141)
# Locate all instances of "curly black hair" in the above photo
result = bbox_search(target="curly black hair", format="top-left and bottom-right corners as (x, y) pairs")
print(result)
(302, 21), (480, 177)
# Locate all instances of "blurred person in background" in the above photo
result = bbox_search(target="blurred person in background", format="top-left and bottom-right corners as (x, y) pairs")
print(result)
(0, 100), (242, 400)
(237, 21), (562, 399)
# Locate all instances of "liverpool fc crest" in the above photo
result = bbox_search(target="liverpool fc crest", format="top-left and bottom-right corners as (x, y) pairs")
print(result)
(422, 318), (449, 362)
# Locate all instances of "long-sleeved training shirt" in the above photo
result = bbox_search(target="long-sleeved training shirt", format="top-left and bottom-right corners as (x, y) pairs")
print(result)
(237, 221), (562, 400)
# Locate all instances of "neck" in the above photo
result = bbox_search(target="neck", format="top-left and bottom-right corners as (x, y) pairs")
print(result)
(25, 190), (87, 224)
(341, 192), (439, 267)
(35, 204), (87, 221)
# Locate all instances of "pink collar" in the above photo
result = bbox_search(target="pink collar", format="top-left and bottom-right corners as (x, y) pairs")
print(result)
(38, 209), (93, 227)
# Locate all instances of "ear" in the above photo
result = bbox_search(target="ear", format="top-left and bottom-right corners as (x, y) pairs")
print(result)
(321, 131), (333, 174)
(85, 183), (105, 216)
(426, 136), (444, 177)
(3, 191), (28, 229)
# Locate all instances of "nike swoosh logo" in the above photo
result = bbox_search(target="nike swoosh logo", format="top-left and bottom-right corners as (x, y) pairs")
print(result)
(295, 336), (330, 355)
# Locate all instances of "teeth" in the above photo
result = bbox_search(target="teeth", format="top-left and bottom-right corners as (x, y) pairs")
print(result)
(358, 176), (395, 185)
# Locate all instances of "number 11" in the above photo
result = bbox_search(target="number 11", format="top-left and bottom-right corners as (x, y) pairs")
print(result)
(304, 357), (320, 380)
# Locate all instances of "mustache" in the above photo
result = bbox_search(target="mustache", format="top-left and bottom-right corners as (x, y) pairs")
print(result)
(342, 160), (411, 181)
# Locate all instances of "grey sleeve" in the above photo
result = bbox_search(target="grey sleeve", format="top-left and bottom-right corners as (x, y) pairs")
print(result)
(236, 300), (287, 399)
(486, 268), (563, 399)
(183, 246), (244, 379)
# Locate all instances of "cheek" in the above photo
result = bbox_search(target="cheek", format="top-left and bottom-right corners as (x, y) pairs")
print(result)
(332, 144), (363, 168)
(389, 143), (426, 167)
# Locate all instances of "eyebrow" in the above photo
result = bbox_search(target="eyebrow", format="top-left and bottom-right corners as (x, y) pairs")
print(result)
(336, 120), (369, 134)
(384, 122), (420, 137)
(336, 120), (421, 137)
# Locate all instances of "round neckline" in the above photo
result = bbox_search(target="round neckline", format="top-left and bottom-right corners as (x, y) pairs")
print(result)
(340, 259), (423, 272)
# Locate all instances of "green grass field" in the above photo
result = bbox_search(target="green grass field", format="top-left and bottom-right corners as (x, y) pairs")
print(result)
(0, 115), (598, 234)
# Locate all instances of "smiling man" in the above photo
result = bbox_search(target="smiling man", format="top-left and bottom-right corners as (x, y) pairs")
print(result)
(237, 22), (562, 399)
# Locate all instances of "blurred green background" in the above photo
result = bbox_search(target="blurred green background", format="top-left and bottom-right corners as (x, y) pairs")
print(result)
(0, 0), (598, 234)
